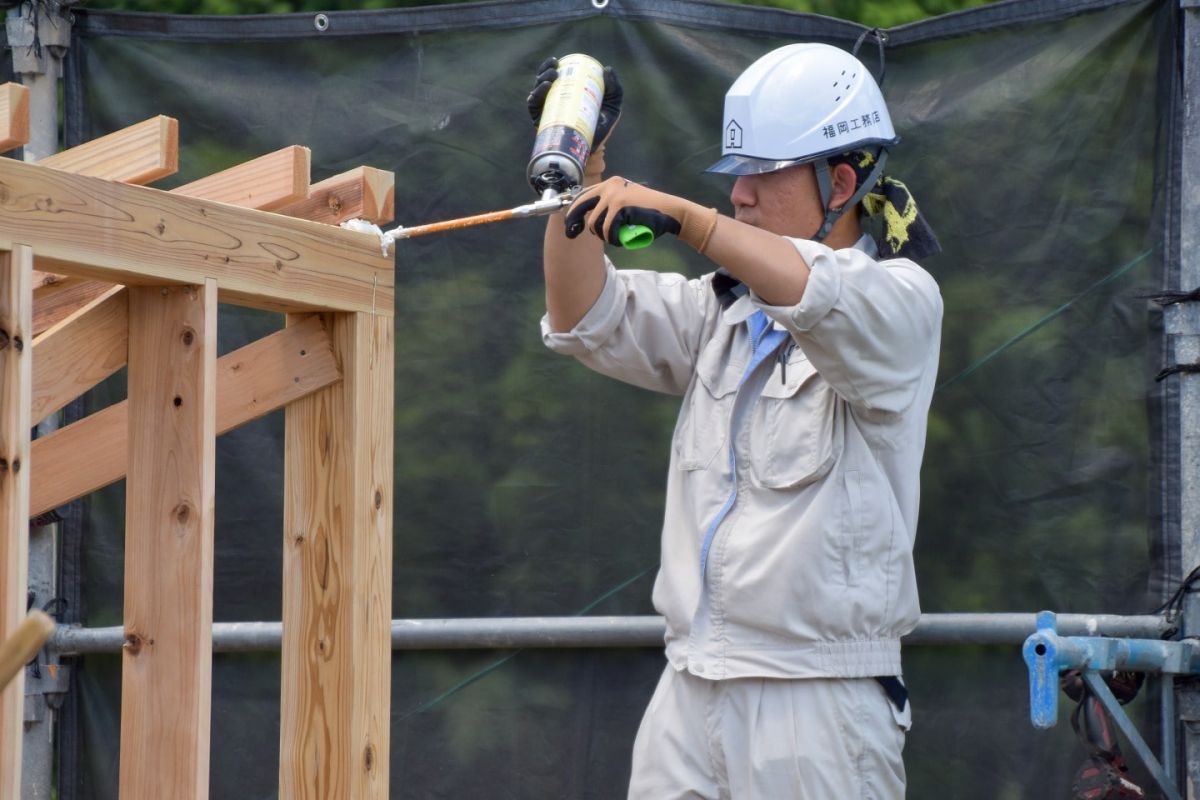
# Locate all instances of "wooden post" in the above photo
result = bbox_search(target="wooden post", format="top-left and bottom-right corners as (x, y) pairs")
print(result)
(281, 311), (393, 799)
(119, 281), (217, 800)
(0, 245), (32, 799)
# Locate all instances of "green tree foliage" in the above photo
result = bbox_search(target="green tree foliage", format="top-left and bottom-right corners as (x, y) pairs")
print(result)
(84, 0), (998, 27)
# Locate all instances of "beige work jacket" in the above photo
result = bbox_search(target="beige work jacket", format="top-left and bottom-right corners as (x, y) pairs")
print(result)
(542, 236), (943, 680)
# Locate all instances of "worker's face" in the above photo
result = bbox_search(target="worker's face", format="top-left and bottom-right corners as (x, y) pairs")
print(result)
(729, 164), (825, 239)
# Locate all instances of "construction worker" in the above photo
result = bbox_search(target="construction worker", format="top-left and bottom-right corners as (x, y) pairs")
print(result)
(531, 42), (942, 798)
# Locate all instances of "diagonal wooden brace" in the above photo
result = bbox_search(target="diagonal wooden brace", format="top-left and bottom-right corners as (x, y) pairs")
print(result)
(28, 315), (341, 518)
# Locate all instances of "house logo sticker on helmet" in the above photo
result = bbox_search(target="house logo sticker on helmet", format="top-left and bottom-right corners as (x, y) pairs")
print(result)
(726, 120), (743, 149)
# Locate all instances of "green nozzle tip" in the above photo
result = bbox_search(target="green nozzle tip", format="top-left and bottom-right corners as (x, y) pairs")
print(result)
(619, 224), (655, 250)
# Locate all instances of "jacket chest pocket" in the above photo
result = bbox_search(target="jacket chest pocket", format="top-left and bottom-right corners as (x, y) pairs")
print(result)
(673, 341), (741, 471)
(749, 351), (842, 488)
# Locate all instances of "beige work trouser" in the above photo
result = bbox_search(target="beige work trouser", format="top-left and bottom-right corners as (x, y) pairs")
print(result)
(628, 666), (908, 800)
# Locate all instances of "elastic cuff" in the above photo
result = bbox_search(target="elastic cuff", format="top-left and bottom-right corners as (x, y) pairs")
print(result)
(681, 206), (718, 254)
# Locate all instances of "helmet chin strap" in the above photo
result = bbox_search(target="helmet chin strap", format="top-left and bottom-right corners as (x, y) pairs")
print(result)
(811, 150), (889, 242)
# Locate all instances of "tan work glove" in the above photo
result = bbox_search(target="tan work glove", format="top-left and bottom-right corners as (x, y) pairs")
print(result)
(564, 176), (719, 253)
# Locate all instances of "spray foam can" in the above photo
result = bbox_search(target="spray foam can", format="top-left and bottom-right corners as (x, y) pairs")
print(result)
(527, 53), (605, 195)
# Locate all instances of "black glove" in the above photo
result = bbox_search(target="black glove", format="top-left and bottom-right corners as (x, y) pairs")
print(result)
(562, 177), (718, 253)
(565, 195), (680, 247)
(526, 56), (623, 149)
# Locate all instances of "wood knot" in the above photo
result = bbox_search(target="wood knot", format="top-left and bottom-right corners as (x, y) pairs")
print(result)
(374, 490), (382, 510)
(327, 196), (343, 212)
(180, 328), (195, 347)
(123, 632), (152, 654)
(155, 221), (166, 236)
(174, 503), (191, 524)
(11, 459), (19, 474)
(173, 396), (183, 408)
(0, 329), (8, 351)
(12, 335), (22, 352)
(363, 743), (376, 773)
(0, 458), (7, 474)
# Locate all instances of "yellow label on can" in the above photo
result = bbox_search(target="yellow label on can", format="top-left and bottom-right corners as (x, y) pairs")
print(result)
(536, 53), (605, 145)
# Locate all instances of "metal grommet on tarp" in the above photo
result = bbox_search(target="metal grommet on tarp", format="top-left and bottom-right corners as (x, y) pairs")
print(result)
(591, 0), (609, 9)
(313, 13), (330, 32)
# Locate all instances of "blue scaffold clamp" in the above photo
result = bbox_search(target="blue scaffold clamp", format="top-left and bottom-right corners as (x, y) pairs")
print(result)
(1021, 609), (1200, 800)
(1024, 609), (1200, 728)
(1022, 610), (1066, 729)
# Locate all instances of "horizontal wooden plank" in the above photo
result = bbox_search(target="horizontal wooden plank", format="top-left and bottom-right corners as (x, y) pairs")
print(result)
(29, 315), (341, 517)
(0, 157), (393, 314)
(40, 116), (178, 185)
(173, 146), (310, 212)
(276, 166), (395, 226)
(31, 285), (127, 425)
(0, 83), (29, 154)
(28, 150), (337, 328)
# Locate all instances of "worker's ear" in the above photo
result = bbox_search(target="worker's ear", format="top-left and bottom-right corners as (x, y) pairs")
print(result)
(829, 162), (859, 210)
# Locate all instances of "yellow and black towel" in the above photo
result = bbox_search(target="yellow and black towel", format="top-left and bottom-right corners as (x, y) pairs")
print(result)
(831, 149), (941, 261)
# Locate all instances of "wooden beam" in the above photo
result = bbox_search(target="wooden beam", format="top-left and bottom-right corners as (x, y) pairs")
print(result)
(281, 311), (393, 800)
(119, 281), (217, 800)
(276, 166), (395, 226)
(27, 153), (353, 332)
(28, 315), (340, 518)
(29, 113), (181, 340)
(32, 276), (116, 338)
(0, 611), (53, 692)
(173, 146), (310, 212)
(0, 245), (33, 799)
(0, 157), (393, 315)
(32, 285), (127, 425)
(39, 116), (178, 185)
(0, 84), (29, 154)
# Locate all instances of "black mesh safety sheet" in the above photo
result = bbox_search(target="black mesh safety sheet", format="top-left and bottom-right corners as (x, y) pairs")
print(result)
(61, 0), (1177, 797)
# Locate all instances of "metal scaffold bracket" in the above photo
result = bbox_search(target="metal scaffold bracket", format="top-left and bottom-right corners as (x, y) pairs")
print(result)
(23, 663), (68, 724)
(1023, 611), (1195, 800)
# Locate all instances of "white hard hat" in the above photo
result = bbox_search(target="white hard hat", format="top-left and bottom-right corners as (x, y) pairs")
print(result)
(706, 42), (898, 176)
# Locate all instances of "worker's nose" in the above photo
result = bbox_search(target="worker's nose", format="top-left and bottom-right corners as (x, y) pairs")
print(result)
(730, 175), (755, 208)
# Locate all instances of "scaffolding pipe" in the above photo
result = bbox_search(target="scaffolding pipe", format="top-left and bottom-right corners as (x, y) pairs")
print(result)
(47, 612), (1170, 656)
(1178, 0), (1200, 794)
